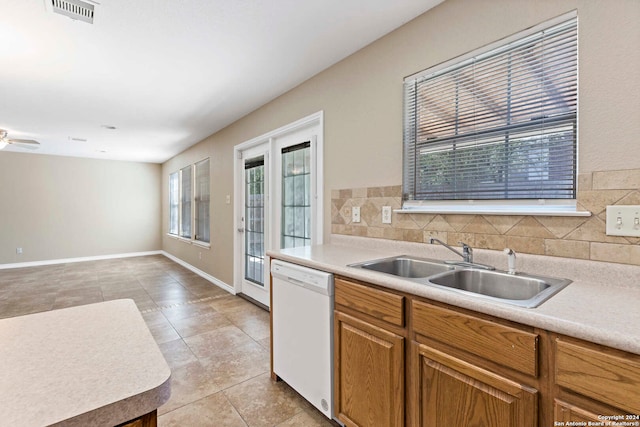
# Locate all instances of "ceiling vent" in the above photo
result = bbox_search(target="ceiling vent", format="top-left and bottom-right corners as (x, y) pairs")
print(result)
(50, 0), (95, 24)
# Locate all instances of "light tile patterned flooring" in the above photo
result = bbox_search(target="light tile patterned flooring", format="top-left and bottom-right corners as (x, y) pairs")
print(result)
(0, 255), (334, 426)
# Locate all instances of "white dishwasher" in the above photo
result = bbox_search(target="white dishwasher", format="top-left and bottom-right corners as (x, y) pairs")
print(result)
(271, 259), (334, 420)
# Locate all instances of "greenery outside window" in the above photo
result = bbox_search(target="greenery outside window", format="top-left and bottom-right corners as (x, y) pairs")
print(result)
(403, 13), (581, 215)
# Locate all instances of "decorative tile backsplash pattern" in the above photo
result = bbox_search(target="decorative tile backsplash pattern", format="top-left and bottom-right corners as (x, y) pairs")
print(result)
(331, 169), (640, 266)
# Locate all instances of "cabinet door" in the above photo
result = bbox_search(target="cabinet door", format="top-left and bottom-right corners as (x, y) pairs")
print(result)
(413, 342), (537, 427)
(556, 338), (640, 414)
(554, 400), (602, 423)
(334, 311), (404, 427)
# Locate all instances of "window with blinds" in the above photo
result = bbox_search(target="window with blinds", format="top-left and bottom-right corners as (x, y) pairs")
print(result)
(403, 13), (577, 210)
(168, 158), (210, 244)
(169, 172), (179, 235)
(180, 165), (192, 239)
(194, 158), (210, 243)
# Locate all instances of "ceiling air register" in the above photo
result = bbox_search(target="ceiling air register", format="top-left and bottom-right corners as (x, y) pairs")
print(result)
(50, 0), (95, 24)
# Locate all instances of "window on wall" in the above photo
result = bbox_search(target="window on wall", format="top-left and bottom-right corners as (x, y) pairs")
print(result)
(180, 165), (192, 239)
(281, 142), (311, 249)
(195, 159), (210, 243)
(169, 158), (210, 244)
(169, 172), (179, 235)
(403, 13), (578, 214)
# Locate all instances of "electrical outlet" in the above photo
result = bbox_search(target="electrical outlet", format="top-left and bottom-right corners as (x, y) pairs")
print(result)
(352, 206), (361, 223)
(16, 247), (23, 255)
(382, 206), (392, 224)
(199, 252), (202, 260)
(606, 205), (640, 237)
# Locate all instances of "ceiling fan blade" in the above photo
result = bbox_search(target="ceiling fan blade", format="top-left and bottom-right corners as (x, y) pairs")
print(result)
(10, 139), (40, 145)
(9, 139), (40, 150)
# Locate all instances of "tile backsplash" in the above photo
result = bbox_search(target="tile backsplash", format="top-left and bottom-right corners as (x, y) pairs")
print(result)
(331, 169), (640, 266)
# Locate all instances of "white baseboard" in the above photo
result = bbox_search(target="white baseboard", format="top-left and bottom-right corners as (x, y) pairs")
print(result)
(161, 251), (235, 295)
(0, 251), (163, 270)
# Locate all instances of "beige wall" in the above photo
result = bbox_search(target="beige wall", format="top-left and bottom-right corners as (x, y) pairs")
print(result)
(163, 0), (640, 282)
(0, 152), (161, 264)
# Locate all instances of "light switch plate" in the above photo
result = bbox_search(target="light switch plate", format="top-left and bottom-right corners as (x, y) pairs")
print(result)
(352, 206), (361, 223)
(606, 205), (640, 237)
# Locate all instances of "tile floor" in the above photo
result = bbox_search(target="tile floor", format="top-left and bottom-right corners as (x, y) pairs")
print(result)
(0, 255), (335, 426)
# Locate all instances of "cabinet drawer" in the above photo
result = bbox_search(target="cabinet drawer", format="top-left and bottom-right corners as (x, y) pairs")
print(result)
(556, 339), (640, 414)
(335, 278), (404, 327)
(412, 300), (538, 376)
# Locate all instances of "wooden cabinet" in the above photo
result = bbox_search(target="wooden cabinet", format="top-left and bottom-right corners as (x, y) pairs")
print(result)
(413, 342), (537, 427)
(333, 278), (405, 427)
(334, 311), (404, 427)
(554, 400), (602, 423)
(554, 337), (640, 422)
(411, 300), (539, 376)
(116, 410), (157, 427)
(330, 274), (640, 427)
(410, 300), (539, 427)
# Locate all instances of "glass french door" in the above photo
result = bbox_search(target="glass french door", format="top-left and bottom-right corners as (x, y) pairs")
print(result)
(281, 142), (311, 249)
(239, 146), (269, 306)
(234, 111), (324, 309)
(244, 157), (265, 286)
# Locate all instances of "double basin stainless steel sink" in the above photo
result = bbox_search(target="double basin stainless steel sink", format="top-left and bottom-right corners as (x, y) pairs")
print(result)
(349, 255), (571, 308)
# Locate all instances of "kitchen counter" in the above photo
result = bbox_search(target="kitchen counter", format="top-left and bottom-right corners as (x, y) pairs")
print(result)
(267, 235), (640, 356)
(0, 299), (171, 427)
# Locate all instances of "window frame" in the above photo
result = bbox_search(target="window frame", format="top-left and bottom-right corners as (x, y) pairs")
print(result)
(401, 11), (589, 217)
(168, 157), (211, 246)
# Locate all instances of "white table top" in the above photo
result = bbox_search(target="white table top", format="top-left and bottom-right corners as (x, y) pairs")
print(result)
(0, 299), (171, 427)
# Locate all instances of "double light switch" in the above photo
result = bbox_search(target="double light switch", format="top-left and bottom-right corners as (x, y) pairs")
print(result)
(606, 205), (640, 237)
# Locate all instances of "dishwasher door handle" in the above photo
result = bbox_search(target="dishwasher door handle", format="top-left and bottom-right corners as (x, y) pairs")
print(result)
(286, 277), (305, 286)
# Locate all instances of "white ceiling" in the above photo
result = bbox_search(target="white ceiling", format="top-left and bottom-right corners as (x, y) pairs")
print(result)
(0, 0), (442, 163)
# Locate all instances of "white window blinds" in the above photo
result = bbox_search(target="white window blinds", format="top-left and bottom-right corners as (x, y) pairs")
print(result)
(169, 158), (210, 242)
(403, 15), (577, 203)
(169, 172), (179, 235)
(194, 158), (210, 243)
(180, 165), (192, 238)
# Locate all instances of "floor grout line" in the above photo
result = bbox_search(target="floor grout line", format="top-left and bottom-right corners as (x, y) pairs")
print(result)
(140, 295), (221, 314)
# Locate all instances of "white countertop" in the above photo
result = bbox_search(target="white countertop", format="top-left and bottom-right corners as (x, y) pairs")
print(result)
(268, 235), (640, 356)
(0, 299), (171, 427)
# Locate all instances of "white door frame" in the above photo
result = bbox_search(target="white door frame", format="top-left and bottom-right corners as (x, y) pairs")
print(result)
(233, 111), (324, 305)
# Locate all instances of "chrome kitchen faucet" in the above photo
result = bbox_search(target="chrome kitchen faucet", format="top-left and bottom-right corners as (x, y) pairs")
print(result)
(429, 238), (473, 263)
(429, 238), (496, 270)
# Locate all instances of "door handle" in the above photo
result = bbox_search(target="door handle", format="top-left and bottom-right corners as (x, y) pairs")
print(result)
(237, 228), (245, 233)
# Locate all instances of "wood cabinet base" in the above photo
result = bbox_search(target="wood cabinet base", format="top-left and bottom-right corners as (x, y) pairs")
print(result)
(116, 410), (157, 427)
(334, 311), (404, 427)
(414, 342), (538, 427)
